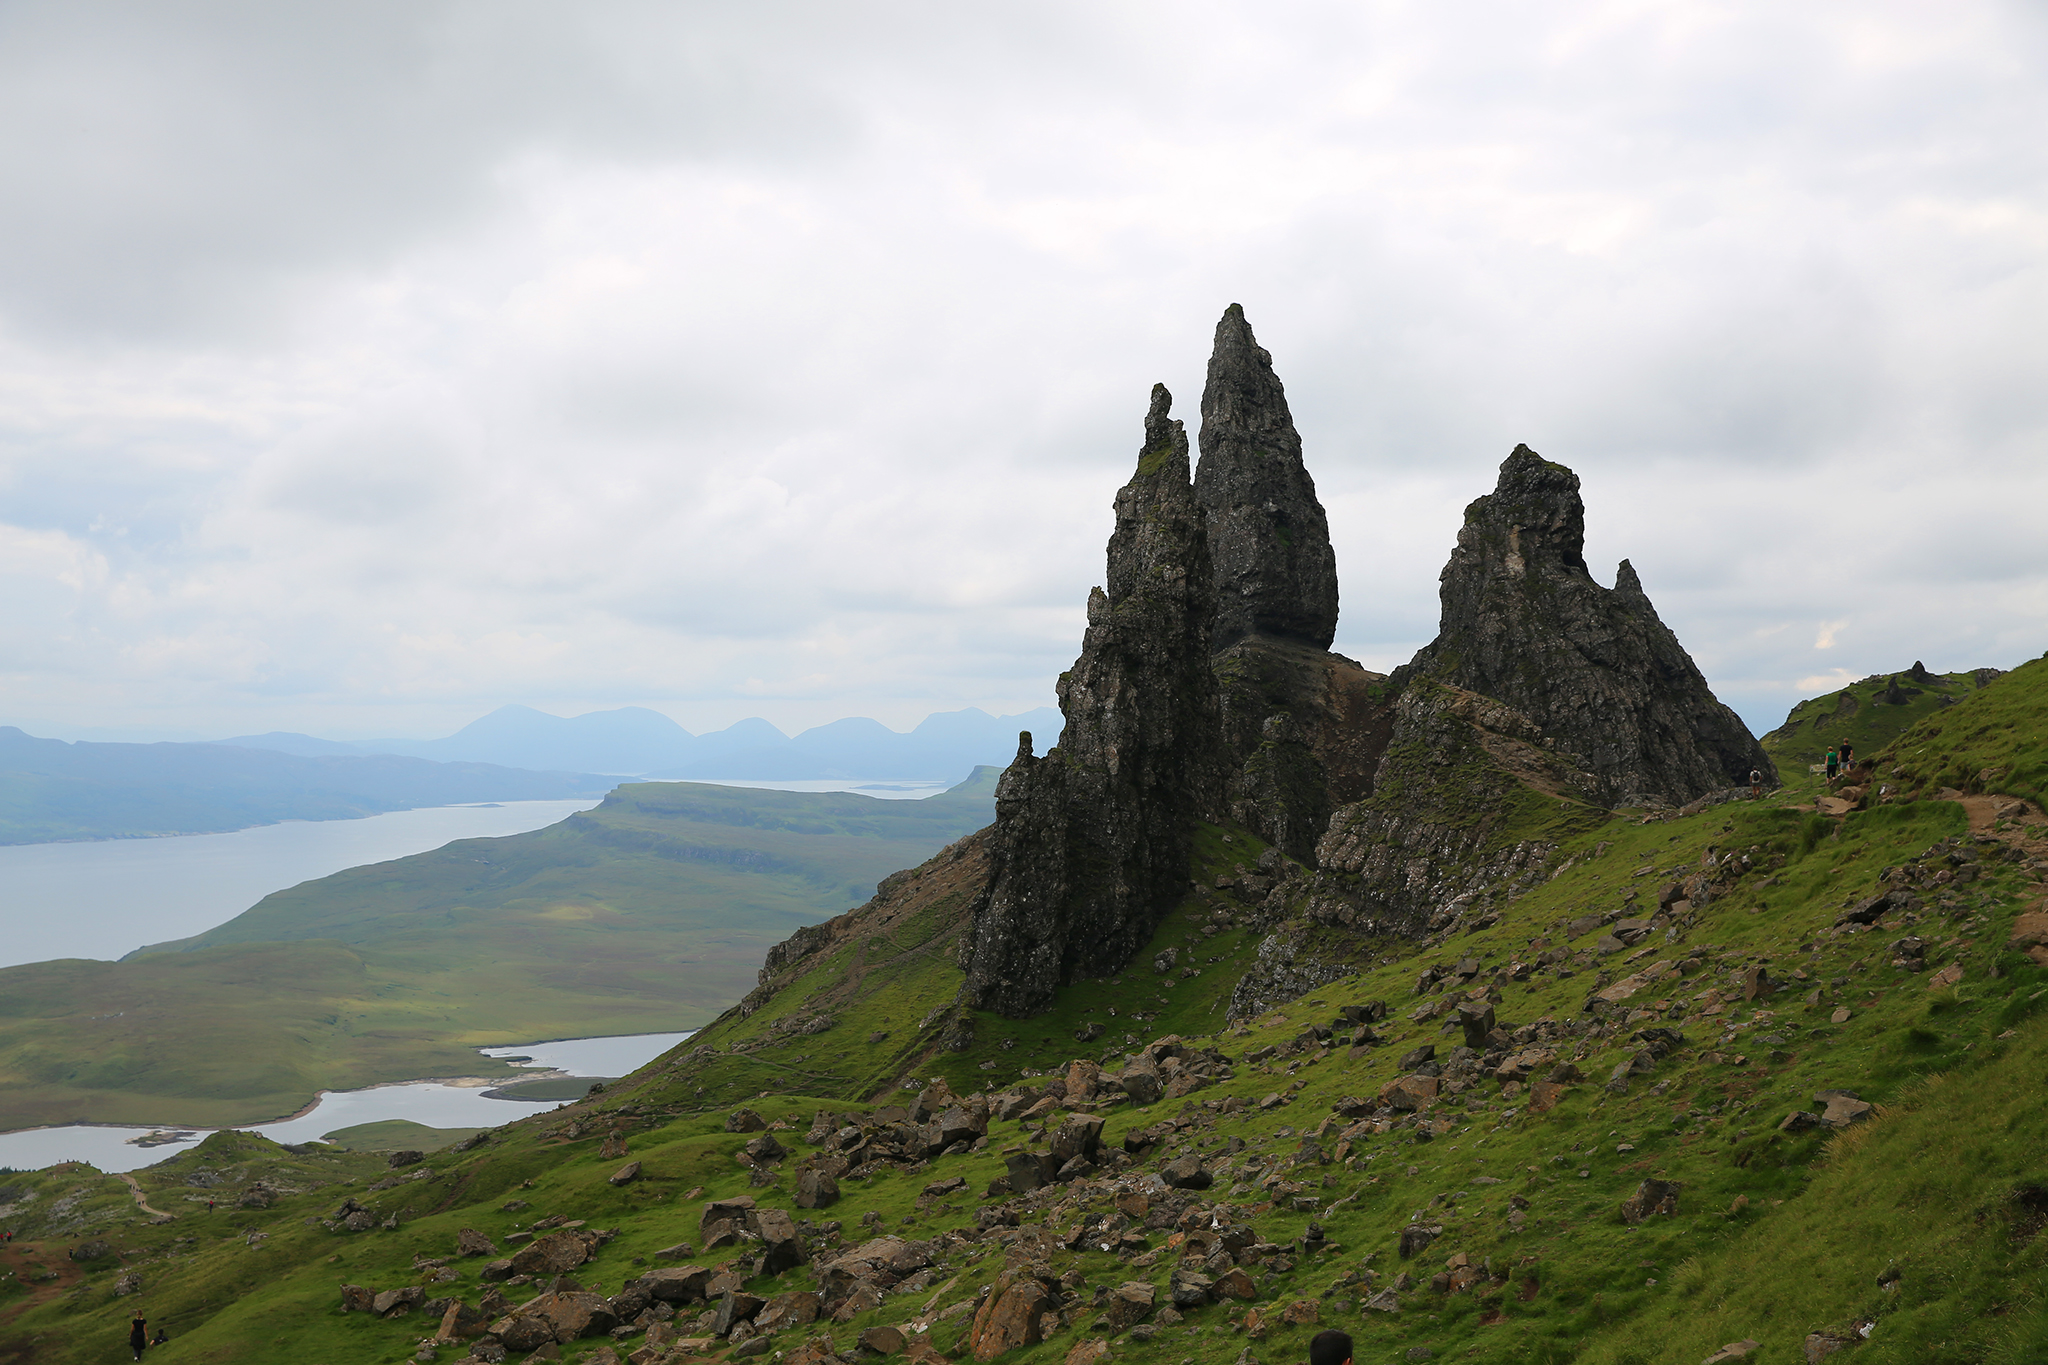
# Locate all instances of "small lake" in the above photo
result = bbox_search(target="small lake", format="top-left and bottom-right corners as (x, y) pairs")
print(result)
(0, 1031), (692, 1175)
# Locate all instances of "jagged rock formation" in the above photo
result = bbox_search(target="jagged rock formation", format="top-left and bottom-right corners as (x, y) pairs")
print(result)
(1195, 304), (1339, 653)
(1395, 445), (1772, 808)
(1213, 637), (1390, 864)
(960, 387), (1226, 1017)
(1193, 306), (1386, 861)
(1226, 681), (1607, 1017)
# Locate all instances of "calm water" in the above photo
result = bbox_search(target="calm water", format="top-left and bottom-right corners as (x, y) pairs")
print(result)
(0, 1031), (691, 1175)
(0, 799), (604, 968)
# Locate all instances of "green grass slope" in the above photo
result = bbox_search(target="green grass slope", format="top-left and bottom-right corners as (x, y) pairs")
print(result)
(0, 773), (997, 1132)
(1762, 662), (2008, 770)
(2, 679), (2045, 1365)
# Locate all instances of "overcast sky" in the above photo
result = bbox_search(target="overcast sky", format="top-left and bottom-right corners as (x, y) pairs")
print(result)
(1, 1), (2043, 744)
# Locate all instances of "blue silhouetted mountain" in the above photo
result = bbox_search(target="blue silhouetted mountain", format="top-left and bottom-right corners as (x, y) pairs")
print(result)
(0, 726), (610, 845)
(223, 705), (1063, 781)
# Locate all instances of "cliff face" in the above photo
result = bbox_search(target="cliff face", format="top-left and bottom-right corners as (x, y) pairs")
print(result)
(1395, 445), (1773, 809)
(1195, 305), (1340, 653)
(959, 387), (1225, 1018)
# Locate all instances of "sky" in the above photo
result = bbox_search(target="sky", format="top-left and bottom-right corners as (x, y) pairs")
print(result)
(1, 1), (2044, 744)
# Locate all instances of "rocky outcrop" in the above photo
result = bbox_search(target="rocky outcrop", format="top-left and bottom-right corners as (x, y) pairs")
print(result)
(1227, 681), (1605, 1017)
(1195, 304), (1339, 653)
(1195, 307), (1384, 859)
(1214, 636), (1392, 863)
(1395, 445), (1772, 808)
(962, 386), (1225, 1017)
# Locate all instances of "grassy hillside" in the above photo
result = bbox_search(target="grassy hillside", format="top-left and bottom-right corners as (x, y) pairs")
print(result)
(0, 773), (998, 1132)
(1762, 662), (2006, 769)
(1, 672), (2043, 1365)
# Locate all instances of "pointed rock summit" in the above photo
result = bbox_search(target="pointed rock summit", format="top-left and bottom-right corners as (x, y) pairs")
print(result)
(961, 386), (1225, 1017)
(1397, 444), (1772, 807)
(1196, 304), (1340, 653)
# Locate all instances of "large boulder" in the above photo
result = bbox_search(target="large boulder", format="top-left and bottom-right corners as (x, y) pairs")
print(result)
(372, 1286), (425, 1318)
(1160, 1154), (1213, 1190)
(969, 1271), (1052, 1362)
(455, 1227), (497, 1257)
(795, 1167), (840, 1209)
(508, 1229), (599, 1278)
(1104, 1281), (1156, 1329)
(638, 1265), (715, 1304)
(436, 1301), (490, 1342)
(748, 1207), (809, 1275)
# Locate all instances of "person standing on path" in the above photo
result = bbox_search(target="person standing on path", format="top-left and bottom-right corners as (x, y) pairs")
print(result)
(1825, 748), (1840, 782)
(128, 1312), (148, 1360)
(1750, 768), (1763, 800)
(1840, 742), (1855, 771)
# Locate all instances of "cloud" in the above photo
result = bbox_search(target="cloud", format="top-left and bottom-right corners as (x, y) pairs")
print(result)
(0, 1), (2044, 742)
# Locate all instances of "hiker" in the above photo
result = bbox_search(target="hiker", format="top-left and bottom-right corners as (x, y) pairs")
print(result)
(1825, 748), (1839, 782)
(1750, 768), (1763, 800)
(1840, 742), (1855, 771)
(1308, 1328), (1354, 1365)
(150, 1327), (169, 1348)
(129, 1312), (148, 1360)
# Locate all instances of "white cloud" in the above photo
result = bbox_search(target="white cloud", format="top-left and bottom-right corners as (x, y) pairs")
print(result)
(0, 0), (2044, 742)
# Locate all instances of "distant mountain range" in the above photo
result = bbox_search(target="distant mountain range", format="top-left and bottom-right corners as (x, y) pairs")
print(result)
(0, 727), (609, 845)
(219, 703), (1065, 781)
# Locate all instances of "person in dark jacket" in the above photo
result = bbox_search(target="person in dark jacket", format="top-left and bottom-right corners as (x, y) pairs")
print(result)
(128, 1313), (148, 1360)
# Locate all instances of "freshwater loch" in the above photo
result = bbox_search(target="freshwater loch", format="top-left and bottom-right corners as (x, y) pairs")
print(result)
(0, 1032), (692, 1174)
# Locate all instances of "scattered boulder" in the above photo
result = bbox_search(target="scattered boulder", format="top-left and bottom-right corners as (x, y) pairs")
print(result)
(712, 1290), (767, 1338)
(1398, 1224), (1440, 1259)
(1619, 1179), (1681, 1224)
(609, 1161), (642, 1187)
(1702, 1342), (1760, 1364)
(638, 1266), (714, 1304)
(436, 1301), (489, 1342)
(1104, 1281), (1156, 1329)
(754, 1290), (823, 1335)
(1160, 1154), (1212, 1190)
(508, 1229), (600, 1278)
(796, 1167), (841, 1209)
(373, 1286), (426, 1318)
(859, 1325), (907, 1355)
(969, 1271), (1053, 1362)
(455, 1228), (498, 1257)
(726, 1110), (768, 1133)
(387, 1150), (424, 1169)
(340, 1285), (375, 1313)
(749, 1207), (810, 1275)
(67, 1240), (110, 1262)
(1816, 1091), (1873, 1127)
(522, 1290), (618, 1343)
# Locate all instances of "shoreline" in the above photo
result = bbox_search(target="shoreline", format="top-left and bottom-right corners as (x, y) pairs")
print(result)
(0, 1068), (577, 1141)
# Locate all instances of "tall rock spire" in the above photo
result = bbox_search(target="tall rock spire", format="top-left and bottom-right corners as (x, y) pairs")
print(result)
(1397, 444), (1773, 807)
(1196, 304), (1340, 652)
(961, 385), (1225, 1017)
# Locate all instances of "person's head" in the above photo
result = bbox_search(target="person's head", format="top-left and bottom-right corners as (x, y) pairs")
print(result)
(1308, 1328), (1354, 1365)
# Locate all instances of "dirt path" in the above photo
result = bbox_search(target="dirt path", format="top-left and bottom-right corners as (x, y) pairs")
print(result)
(116, 1173), (171, 1220)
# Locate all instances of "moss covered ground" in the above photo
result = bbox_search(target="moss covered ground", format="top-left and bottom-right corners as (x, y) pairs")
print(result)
(0, 664), (2042, 1364)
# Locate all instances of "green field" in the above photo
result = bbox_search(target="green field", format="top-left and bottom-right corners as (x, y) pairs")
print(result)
(1762, 661), (2005, 769)
(0, 772), (997, 1131)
